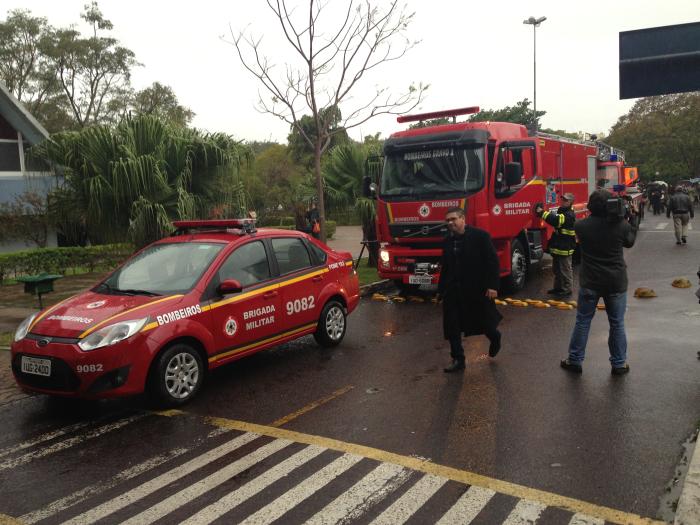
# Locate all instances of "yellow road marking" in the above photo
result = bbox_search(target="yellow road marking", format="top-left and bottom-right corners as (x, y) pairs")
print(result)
(0, 514), (23, 525)
(193, 416), (663, 525)
(269, 385), (354, 427)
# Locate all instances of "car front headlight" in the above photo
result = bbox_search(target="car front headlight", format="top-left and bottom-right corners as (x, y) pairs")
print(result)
(78, 317), (149, 351)
(14, 313), (38, 342)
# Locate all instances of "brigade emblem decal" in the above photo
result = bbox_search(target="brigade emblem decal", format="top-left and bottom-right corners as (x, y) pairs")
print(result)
(224, 317), (238, 337)
(418, 203), (430, 218)
(492, 205), (502, 216)
(86, 300), (107, 309)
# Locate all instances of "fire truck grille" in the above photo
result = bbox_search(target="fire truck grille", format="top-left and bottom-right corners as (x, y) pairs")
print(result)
(12, 354), (81, 392)
(389, 223), (448, 238)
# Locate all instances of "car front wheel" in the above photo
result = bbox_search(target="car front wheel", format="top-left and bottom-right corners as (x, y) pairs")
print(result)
(314, 300), (347, 347)
(151, 343), (204, 406)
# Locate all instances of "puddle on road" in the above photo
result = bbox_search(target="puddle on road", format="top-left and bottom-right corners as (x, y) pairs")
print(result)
(657, 425), (699, 522)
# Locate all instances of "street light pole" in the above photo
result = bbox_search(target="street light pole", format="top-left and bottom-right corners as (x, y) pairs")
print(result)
(523, 16), (546, 133)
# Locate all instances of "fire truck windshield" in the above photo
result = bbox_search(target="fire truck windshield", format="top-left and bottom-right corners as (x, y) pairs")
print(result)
(379, 146), (484, 200)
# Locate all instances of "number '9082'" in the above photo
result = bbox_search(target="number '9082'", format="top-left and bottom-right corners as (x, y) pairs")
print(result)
(286, 296), (315, 315)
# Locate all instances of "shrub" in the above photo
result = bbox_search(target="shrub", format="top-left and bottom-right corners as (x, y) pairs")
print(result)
(257, 220), (336, 239)
(0, 244), (134, 283)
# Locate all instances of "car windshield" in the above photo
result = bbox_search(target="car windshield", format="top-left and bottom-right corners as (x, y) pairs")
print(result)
(380, 146), (484, 200)
(99, 242), (224, 296)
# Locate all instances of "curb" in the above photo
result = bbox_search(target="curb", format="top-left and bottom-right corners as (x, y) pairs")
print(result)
(675, 428), (700, 524)
(359, 279), (393, 297)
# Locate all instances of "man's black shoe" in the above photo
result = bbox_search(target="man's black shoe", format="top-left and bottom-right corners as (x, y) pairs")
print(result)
(611, 364), (630, 375)
(560, 359), (582, 374)
(547, 288), (563, 295)
(443, 360), (465, 373)
(682, 236), (687, 244)
(676, 241), (682, 245)
(488, 331), (502, 357)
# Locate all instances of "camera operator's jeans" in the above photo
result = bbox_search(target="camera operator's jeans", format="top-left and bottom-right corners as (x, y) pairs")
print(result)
(567, 287), (628, 368)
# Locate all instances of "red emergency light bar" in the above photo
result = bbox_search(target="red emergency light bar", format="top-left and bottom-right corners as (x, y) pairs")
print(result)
(397, 106), (480, 124)
(172, 219), (254, 229)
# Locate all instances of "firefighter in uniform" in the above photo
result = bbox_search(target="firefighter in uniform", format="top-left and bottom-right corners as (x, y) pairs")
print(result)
(535, 193), (577, 298)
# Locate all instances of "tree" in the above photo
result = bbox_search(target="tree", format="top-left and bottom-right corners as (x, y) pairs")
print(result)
(287, 107), (350, 169)
(32, 114), (249, 246)
(469, 98), (545, 129)
(230, 0), (427, 242)
(607, 93), (700, 182)
(0, 191), (51, 248)
(48, 2), (140, 128)
(132, 82), (195, 127)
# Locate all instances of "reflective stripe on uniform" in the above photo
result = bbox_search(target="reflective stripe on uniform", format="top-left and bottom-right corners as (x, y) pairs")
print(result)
(560, 229), (576, 236)
(550, 248), (575, 256)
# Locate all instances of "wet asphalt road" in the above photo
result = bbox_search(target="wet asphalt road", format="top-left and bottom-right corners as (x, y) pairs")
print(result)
(0, 212), (698, 524)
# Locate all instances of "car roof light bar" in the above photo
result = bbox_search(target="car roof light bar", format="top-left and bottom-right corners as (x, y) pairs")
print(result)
(172, 219), (257, 235)
(397, 106), (480, 124)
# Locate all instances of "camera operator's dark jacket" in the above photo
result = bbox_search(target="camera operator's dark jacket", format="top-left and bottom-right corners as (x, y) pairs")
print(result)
(667, 193), (694, 218)
(542, 207), (577, 256)
(575, 216), (637, 294)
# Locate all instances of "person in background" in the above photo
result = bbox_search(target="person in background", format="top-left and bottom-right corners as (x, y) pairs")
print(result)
(535, 193), (577, 298)
(306, 202), (320, 239)
(438, 207), (502, 373)
(561, 190), (637, 376)
(667, 186), (694, 245)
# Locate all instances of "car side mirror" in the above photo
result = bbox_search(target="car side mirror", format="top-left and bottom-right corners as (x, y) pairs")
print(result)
(505, 162), (522, 186)
(362, 176), (377, 198)
(218, 279), (242, 295)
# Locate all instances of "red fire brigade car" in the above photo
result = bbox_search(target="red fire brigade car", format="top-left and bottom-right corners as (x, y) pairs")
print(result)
(11, 220), (359, 405)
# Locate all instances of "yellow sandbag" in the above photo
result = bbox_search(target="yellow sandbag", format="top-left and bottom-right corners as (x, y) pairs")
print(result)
(533, 302), (551, 308)
(671, 278), (692, 288)
(633, 287), (657, 298)
(557, 304), (574, 310)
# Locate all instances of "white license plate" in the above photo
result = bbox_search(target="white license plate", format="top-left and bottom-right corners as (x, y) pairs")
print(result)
(408, 275), (433, 285)
(21, 356), (51, 377)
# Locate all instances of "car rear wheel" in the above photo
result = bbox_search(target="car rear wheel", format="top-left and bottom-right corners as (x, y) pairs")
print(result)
(313, 300), (347, 347)
(151, 343), (204, 406)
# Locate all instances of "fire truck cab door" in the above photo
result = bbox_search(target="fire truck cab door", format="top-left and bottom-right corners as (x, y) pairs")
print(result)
(493, 141), (536, 197)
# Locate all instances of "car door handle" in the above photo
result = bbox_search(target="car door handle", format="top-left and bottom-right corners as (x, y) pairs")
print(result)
(263, 291), (278, 299)
(312, 275), (323, 282)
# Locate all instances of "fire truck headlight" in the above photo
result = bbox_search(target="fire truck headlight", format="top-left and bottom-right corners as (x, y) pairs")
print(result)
(78, 317), (149, 351)
(379, 250), (390, 266)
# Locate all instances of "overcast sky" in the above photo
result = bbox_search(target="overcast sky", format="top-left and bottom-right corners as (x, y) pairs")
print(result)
(4, 0), (700, 142)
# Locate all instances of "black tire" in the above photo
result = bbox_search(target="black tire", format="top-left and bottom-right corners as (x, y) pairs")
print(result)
(313, 300), (347, 348)
(150, 343), (204, 406)
(501, 239), (528, 293)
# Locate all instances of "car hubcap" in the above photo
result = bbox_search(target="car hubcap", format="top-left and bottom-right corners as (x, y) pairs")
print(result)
(325, 306), (345, 341)
(165, 352), (199, 399)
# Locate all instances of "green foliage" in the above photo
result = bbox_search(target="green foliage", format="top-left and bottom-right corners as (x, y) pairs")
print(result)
(0, 244), (133, 282)
(608, 93), (700, 182)
(469, 98), (545, 129)
(408, 117), (452, 129)
(32, 114), (249, 247)
(259, 220), (336, 238)
(132, 82), (195, 127)
(287, 107), (350, 168)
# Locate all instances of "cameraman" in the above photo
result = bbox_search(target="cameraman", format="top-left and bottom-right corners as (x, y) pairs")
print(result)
(560, 189), (638, 375)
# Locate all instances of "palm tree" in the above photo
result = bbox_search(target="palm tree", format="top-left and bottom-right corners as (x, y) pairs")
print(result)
(33, 115), (249, 247)
(323, 144), (378, 267)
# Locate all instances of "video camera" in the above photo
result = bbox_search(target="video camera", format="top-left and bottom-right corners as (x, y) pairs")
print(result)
(606, 198), (626, 222)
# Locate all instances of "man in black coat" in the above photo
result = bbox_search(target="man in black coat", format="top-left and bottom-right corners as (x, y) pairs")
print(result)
(438, 207), (503, 373)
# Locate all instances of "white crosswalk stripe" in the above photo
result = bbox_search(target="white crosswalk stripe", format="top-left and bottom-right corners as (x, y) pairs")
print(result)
(239, 453), (364, 525)
(569, 512), (605, 524)
(369, 474), (447, 525)
(502, 499), (547, 524)
(304, 462), (410, 524)
(435, 485), (496, 524)
(121, 438), (292, 525)
(0, 414), (146, 471)
(656, 222), (668, 229)
(2, 419), (647, 525)
(181, 444), (326, 525)
(61, 431), (260, 525)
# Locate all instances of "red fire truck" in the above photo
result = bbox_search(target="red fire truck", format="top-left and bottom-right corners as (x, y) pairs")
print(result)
(364, 106), (638, 292)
